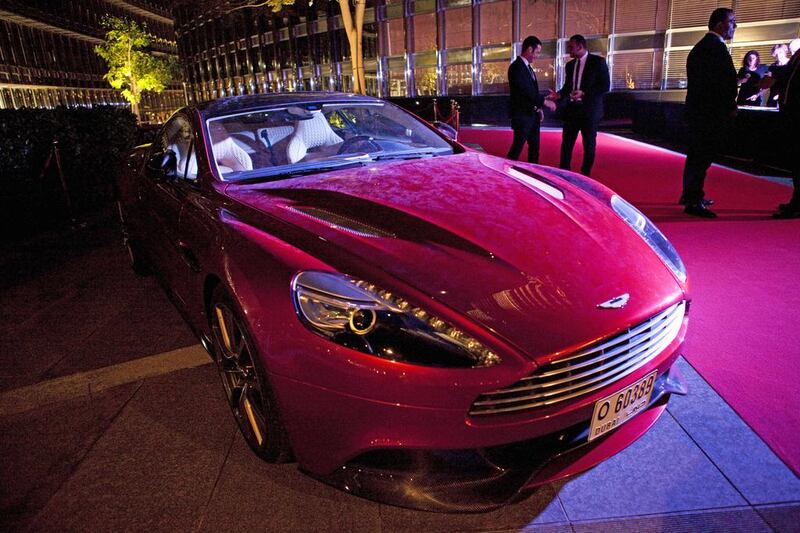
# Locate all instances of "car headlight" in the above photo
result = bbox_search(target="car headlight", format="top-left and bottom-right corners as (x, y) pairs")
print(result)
(291, 271), (501, 368)
(611, 195), (687, 282)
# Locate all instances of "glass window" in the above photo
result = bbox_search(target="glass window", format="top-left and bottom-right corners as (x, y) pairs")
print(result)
(566, 0), (612, 36)
(238, 48), (249, 75)
(364, 70), (380, 96)
(614, 0), (668, 33)
(283, 69), (297, 91)
(412, 0), (436, 14)
(276, 41), (291, 69)
(612, 51), (662, 90)
(160, 115), (198, 181)
(530, 57), (556, 90)
(332, 28), (351, 62)
(363, 20), (379, 58)
(385, 18), (406, 56)
(446, 63), (472, 95)
(480, 61), (508, 94)
(387, 56), (407, 96)
(520, 0), (558, 40)
(413, 12), (437, 52)
(415, 67), (438, 95)
(296, 35), (311, 66)
(481, 45), (512, 62)
(445, 7), (471, 49)
(479, 0), (512, 46)
(664, 49), (689, 89)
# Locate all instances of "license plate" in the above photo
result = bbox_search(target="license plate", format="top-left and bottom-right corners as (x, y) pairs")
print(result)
(588, 371), (657, 442)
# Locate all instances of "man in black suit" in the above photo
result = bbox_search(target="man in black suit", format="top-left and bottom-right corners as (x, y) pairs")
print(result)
(547, 34), (609, 176)
(773, 42), (800, 218)
(679, 8), (738, 218)
(507, 35), (556, 163)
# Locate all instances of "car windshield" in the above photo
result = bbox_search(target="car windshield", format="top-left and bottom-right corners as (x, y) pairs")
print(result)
(205, 101), (455, 181)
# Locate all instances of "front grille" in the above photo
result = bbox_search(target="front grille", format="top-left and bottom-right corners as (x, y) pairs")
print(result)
(469, 301), (685, 416)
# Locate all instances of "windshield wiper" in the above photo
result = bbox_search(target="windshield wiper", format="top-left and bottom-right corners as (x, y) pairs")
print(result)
(232, 155), (371, 184)
(372, 148), (450, 161)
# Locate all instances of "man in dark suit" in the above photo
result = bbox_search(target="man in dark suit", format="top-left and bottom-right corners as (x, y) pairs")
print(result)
(546, 34), (609, 176)
(679, 8), (738, 218)
(773, 41), (800, 218)
(507, 35), (556, 163)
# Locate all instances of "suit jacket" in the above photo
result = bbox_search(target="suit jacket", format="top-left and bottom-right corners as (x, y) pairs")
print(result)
(508, 56), (545, 121)
(781, 50), (800, 126)
(685, 33), (737, 120)
(558, 53), (610, 122)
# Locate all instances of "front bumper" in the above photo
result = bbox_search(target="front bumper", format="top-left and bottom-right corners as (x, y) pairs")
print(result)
(274, 362), (687, 512)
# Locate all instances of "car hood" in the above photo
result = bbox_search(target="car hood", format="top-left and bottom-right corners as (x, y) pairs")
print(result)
(226, 152), (684, 362)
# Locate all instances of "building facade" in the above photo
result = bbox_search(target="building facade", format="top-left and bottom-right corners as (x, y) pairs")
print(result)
(0, 0), (184, 122)
(174, 0), (799, 103)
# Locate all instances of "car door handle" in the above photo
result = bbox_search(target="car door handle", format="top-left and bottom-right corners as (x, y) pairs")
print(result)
(178, 242), (201, 273)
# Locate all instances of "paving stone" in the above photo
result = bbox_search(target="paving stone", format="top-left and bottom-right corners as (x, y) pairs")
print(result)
(755, 503), (800, 533)
(557, 412), (745, 521)
(28, 365), (234, 532)
(572, 507), (773, 533)
(199, 434), (382, 532)
(377, 483), (567, 532)
(0, 382), (139, 531)
(668, 358), (800, 505)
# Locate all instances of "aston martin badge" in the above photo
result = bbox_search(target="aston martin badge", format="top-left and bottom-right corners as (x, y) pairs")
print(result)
(597, 293), (630, 309)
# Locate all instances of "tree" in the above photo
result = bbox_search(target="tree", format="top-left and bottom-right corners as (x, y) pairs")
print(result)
(221, 0), (368, 95)
(95, 17), (176, 121)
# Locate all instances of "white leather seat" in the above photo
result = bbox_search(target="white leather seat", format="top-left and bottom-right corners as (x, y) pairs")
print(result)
(286, 111), (343, 164)
(212, 137), (253, 174)
(258, 126), (294, 147)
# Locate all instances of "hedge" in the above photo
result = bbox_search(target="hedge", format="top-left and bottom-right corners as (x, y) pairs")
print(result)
(0, 106), (138, 239)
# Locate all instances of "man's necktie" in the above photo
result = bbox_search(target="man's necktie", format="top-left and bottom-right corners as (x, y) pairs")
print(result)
(573, 59), (580, 90)
(529, 64), (536, 82)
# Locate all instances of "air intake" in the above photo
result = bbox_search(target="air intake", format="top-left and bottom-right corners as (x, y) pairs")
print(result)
(289, 206), (396, 238)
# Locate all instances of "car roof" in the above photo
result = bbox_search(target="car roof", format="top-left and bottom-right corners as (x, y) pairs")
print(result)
(194, 92), (383, 119)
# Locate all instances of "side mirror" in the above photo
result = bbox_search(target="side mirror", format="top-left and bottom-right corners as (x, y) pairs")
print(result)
(433, 121), (458, 141)
(145, 149), (177, 181)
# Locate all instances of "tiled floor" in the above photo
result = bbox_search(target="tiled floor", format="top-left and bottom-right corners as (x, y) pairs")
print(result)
(3, 357), (798, 532)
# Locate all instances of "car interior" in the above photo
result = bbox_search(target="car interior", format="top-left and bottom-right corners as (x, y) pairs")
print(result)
(205, 103), (444, 177)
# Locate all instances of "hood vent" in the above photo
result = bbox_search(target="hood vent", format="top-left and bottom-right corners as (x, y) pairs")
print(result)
(508, 166), (565, 200)
(288, 206), (397, 238)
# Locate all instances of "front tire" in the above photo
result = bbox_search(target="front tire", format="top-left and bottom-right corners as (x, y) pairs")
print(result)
(210, 285), (292, 462)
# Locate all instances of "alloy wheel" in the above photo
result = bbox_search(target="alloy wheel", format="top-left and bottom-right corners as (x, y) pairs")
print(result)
(213, 302), (269, 447)
(209, 288), (292, 462)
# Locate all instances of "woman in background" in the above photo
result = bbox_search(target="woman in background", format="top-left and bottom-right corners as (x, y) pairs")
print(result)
(736, 50), (768, 106)
(763, 44), (791, 107)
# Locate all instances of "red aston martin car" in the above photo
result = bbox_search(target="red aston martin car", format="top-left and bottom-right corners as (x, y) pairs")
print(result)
(117, 93), (689, 512)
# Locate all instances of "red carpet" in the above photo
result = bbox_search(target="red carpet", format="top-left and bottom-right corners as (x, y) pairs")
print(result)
(461, 127), (800, 475)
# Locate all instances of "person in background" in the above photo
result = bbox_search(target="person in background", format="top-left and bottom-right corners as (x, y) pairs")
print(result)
(736, 50), (768, 106)
(678, 8), (738, 218)
(762, 44), (791, 107)
(546, 34), (610, 176)
(773, 41), (800, 219)
(506, 35), (556, 164)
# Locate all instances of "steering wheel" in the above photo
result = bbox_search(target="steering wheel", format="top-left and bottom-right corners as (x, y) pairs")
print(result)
(337, 135), (381, 155)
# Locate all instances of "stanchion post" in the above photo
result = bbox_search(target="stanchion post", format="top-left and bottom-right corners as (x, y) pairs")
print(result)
(51, 140), (76, 225)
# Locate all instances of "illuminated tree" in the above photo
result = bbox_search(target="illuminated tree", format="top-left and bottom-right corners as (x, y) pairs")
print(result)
(220, 0), (368, 95)
(95, 17), (177, 121)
